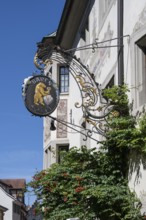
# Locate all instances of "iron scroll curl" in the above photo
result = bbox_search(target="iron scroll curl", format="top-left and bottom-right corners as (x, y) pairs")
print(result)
(34, 46), (113, 137)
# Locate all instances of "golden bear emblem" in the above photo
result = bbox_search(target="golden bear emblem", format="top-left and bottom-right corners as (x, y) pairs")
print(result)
(34, 82), (51, 106)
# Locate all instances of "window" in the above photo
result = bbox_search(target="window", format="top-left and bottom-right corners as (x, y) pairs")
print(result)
(59, 66), (69, 93)
(58, 145), (69, 163)
(135, 35), (146, 106)
(13, 203), (20, 215)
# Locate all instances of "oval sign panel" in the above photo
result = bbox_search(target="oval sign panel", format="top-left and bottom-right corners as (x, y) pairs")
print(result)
(23, 75), (60, 116)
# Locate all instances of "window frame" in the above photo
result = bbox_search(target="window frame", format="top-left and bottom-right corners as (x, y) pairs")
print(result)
(130, 27), (146, 110)
(57, 145), (69, 163)
(58, 65), (69, 94)
(135, 42), (146, 107)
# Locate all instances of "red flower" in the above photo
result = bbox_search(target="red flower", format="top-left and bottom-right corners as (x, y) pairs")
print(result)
(75, 186), (85, 193)
(33, 176), (41, 181)
(75, 176), (83, 181)
(63, 197), (68, 202)
(63, 173), (69, 177)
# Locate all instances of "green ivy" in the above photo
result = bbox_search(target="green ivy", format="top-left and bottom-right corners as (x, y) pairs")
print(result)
(27, 85), (146, 220)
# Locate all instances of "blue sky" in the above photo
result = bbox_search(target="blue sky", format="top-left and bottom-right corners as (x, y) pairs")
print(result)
(0, 0), (65, 205)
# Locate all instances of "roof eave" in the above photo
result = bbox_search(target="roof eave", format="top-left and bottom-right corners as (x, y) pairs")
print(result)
(55, 0), (89, 50)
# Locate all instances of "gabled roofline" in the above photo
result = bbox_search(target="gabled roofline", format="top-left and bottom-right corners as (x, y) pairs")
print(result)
(0, 180), (11, 187)
(0, 186), (26, 207)
(0, 179), (26, 189)
(0, 186), (16, 201)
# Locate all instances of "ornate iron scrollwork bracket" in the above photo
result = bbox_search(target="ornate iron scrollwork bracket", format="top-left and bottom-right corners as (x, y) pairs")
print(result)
(34, 45), (113, 140)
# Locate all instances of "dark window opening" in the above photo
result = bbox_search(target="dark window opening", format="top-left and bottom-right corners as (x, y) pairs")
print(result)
(13, 203), (21, 215)
(58, 145), (69, 163)
(136, 35), (146, 106)
(136, 35), (146, 55)
(59, 66), (69, 93)
(105, 75), (115, 89)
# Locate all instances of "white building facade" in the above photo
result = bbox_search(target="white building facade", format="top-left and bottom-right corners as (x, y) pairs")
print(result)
(35, 0), (146, 213)
(0, 186), (20, 220)
(0, 179), (27, 220)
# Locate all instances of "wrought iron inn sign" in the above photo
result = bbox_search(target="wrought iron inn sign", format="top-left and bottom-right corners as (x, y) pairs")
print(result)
(22, 42), (114, 142)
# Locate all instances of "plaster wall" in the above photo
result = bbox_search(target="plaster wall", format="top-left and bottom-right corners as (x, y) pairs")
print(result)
(123, 1), (146, 213)
(0, 187), (13, 220)
(124, 0), (146, 102)
(75, 0), (146, 213)
(72, 0), (118, 148)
